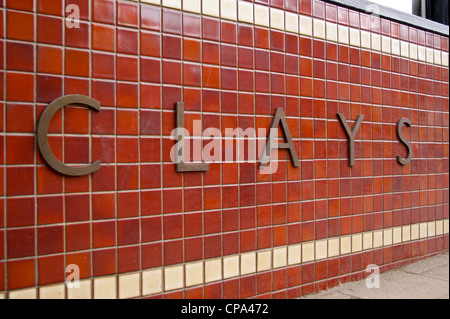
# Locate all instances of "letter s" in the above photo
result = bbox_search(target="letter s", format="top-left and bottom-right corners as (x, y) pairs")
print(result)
(397, 118), (412, 166)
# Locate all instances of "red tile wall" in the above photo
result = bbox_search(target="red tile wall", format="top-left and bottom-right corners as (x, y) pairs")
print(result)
(0, 0), (449, 298)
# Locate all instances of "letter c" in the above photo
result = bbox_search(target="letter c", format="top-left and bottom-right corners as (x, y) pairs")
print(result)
(37, 95), (101, 176)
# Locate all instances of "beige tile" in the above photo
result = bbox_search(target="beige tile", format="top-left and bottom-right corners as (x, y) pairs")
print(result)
(351, 234), (362, 252)
(0, 293), (4, 299)
(371, 33), (380, 51)
(239, 0), (254, 23)
(411, 224), (419, 240)
(400, 41), (409, 57)
(444, 219), (449, 234)
(326, 22), (338, 42)
(221, 0), (237, 21)
(383, 229), (393, 246)
(241, 252), (256, 275)
(313, 19), (325, 39)
(285, 12), (298, 33)
(360, 30), (371, 49)
(402, 225), (411, 242)
(302, 242), (315, 263)
(119, 273), (140, 299)
(338, 25), (349, 44)
(273, 246), (287, 268)
(142, 0), (161, 5)
(373, 230), (383, 248)
(94, 276), (116, 299)
(315, 240), (328, 260)
(205, 259), (222, 283)
(349, 28), (360, 46)
(288, 244), (301, 265)
(428, 221), (436, 237)
(254, 4), (269, 27)
(224, 255), (240, 279)
(163, 0), (181, 9)
(391, 39), (400, 56)
(418, 45), (426, 61)
(270, 8), (284, 30)
(183, 0), (201, 13)
(165, 265), (184, 291)
(442, 52), (449, 67)
(426, 48), (434, 64)
(381, 35), (391, 53)
(185, 262), (204, 287)
(340, 236), (351, 255)
(393, 227), (402, 244)
(202, 0), (219, 17)
(363, 232), (373, 250)
(299, 15), (312, 36)
(328, 238), (340, 257)
(40, 284), (65, 299)
(142, 269), (162, 296)
(434, 50), (441, 65)
(419, 222), (428, 239)
(67, 280), (91, 299)
(9, 288), (37, 299)
(436, 220), (443, 235)
(257, 250), (272, 271)
(409, 43), (418, 60)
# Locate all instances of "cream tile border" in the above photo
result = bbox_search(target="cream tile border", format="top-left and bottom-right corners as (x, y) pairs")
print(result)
(132, 0), (449, 66)
(5, 219), (447, 299)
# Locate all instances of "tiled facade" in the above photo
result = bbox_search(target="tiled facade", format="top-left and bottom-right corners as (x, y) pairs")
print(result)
(0, 0), (449, 299)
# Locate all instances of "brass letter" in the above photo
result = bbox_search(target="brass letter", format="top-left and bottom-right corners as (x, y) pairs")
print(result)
(397, 118), (412, 166)
(175, 102), (209, 173)
(260, 108), (299, 168)
(337, 113), (364, 167)
(37, 95), (101, 176)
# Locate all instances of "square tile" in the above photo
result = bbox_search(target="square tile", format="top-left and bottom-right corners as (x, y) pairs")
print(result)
(442, 52), (449, 66)
(409, 43), (417, 59)
(340, 236), (351, 254)
(40, 284), (65, 299)
(371, 33), (380, 51)
(183, 0), (201, 13)
(163, 0), (181, 9)
(363, 232), (373, 250)
(360, 30), (370, 49)
(400, 41), (409, 57)
(411, 224), (419, 240)
(302, 242), (315, 262)
(203, 0), (219, 17)
(273, 246), (287, 268)
(221, 0), (237, 21)
(434, 49), (441, 65)
(165, 266), (184, 291)
(254, 4), (269, 27)
(241, 252), (256, 275)
(315, 240), (328, 260)
(328, 238), (340, 257)
(338, 25), (349, 44)
(419, 222), (428, 239)
(393, 227), (402, 244)
(391, 39), (400, 55)
(94, 276), (116, 299)
(205, 258), (222, 283)
(299, 15), (312, 36)
(349, 28), (360, 46)
(418, 45), (426, 61)
(185, 262), (204, 287)
(402, 226), (411, 242)
(239, 1), (254, 24)
(285, 12), (298, 33)
(383, 229), (393, 246)
(270, 8), (284, 30)
(257, 250), (272, 271)
(427, 221), (436, 237)
(142, 269), (162, 296)
(426, 48), (434, 63)
(313, 19), (325, 39)
(381, 35), (391, 53)
(326, 22), (338, 42)
(224, 255), (240, 279)
(444, 220), (449, 234)
(67, 280), (91, 299)
(436, 220), (443, 235)
(119, 273), (140, 299)
(288, 244), (301, 265)
(8, 288), (37, 299)
(351, 234), (362, 252)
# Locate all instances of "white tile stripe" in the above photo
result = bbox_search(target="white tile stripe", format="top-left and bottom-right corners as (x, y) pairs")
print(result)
(129, 0), (449, 67)
(4, 219), (448, 299)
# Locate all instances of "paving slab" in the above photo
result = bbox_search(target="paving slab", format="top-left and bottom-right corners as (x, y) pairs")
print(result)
(302, 253), (449, 299)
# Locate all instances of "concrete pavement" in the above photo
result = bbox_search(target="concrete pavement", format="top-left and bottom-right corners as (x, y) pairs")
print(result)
(302, 253), (449, 299)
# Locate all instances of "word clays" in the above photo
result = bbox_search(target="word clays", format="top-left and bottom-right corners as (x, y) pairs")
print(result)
(37, 95), (413, 177)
